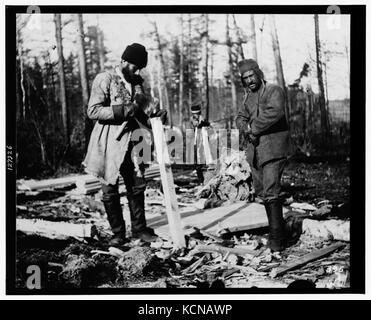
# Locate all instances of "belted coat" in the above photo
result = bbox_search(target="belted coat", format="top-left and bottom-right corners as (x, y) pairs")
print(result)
(236, 82), (293, 167)
(82, 70), (150, 185)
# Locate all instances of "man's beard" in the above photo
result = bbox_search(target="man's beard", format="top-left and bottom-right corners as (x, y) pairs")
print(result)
(122, 66), (135, 84)
(123, 70), (134, 84)
(248, 80), (261, 92)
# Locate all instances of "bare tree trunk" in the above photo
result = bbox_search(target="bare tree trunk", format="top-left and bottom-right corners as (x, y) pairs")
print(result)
(25, 72), (47, 165)
(269, 15), (285, 90)
(54, 13), (69, 145)
(202, 14), (210, 121)
(16, 26), (23, 122)
(232, 14), (245, 60)
(187, 14), (192, 122)
(75, 14), (92, 149)
(269, 14), (290, 126)
(179, 14), (184, 129)
(156, 57), (164, 109)
(314, 14), (330, 145)
(16, 16), (31, 121)
(16, 55), (22, 122)
(248, 14), (258, 61)
(344, 43), (350, 100)
(226, 14), (237, 130)
(152, 20), (172, 126)
(148, 65), (155, 98)
(96, 15), (105, 72)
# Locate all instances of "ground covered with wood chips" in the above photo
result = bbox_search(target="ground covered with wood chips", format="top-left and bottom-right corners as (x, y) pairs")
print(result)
(15, 158), (350, 290)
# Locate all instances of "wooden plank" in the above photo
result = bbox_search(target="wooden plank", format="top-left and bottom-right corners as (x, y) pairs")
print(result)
(150, 117), (185, 248)
(147, 208), (204, 229)
(153, 201), (248, 239)
(199, 203), (251, 230)
(152, 202), (289, 240)
(271, 242), (346, 278)
(201, 127), (214, 165)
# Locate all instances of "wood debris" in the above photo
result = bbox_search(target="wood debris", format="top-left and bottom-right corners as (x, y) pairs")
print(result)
(196, 150), (253, 203)
(270, 242), (345, 278)
(191, 244), (259, 257)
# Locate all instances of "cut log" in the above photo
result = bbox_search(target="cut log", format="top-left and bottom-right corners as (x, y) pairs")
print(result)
(271, 242), (346, 278)
(17, 175), (80, 191)
(16, 218), (94, 241)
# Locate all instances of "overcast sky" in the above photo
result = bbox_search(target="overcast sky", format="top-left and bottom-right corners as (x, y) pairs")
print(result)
(20, 13), (350, 100)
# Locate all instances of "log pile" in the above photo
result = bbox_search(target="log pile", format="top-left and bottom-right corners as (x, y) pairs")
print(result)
(17, 165), (162, 195)
(75, 176), (104, 195)
(17, 175), (79, 191)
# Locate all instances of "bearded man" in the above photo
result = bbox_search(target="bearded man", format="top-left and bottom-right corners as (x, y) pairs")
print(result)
(83, 43), (167, 246)
(236, 59), (293, 251)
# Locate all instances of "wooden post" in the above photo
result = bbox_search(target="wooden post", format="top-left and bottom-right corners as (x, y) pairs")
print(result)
(150, 117), (186, 248)
(201, 127), (214, 165)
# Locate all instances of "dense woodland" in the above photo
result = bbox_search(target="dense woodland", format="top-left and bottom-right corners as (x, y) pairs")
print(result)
(15, 14), (350, 179)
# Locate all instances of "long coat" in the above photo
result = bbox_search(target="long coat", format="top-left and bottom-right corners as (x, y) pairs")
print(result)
(236, 82), (293, 167)
(82, 70), (150, 185)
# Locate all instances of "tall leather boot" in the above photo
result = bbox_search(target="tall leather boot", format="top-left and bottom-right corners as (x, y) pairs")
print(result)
(128, 192), (158, 243)
(264, 200), (286, 251)
(102, 195), (127, 246)
(127, 192), (146, 234)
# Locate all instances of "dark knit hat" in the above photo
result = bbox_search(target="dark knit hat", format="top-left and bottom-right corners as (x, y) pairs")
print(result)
(121, 43), (148, 69)
(191, 100), (202, 114)
(238, 59), (259, 74)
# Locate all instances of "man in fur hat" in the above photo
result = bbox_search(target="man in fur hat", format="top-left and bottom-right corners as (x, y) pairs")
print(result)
(83, 43), (167, 246)
(236, 59), (293, 251)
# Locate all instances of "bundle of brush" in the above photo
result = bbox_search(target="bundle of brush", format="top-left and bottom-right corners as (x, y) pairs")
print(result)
(196, 149), (253, 205)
